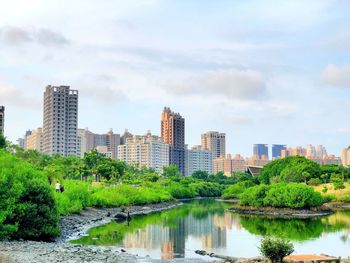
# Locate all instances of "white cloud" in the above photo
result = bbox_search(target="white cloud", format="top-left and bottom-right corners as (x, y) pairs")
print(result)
(0, 26), (69, 46)
(0, 81), (41, 110)
(322, 64), (350, 87)
(166, 69), (267, 101)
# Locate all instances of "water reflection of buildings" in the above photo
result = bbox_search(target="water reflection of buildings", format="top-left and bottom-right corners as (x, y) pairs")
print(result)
(121, 210), (241, 260)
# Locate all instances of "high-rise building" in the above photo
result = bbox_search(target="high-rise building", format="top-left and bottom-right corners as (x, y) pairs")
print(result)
(118, 131), (169, 174)
(213, 154), (246, 176)
(0, 106), (4, 134)
(272, 144), (286, 159)
(341, 148), (350, 166)
(253, 144), (269, 160)
(316, 145), (327, 158)
(306, 144), (316, 157)
(161, 107), (185, 175)
(42, 85), (79, 156)
(186, 146), (212, 176)
(120, 129), (133, 145)
(25, 128), (43, 152)
(77, 128), (120, 159)
(201, 131), (226, 159)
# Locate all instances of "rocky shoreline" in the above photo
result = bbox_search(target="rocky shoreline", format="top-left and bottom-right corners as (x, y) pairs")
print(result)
(228, 205), (334, 219)
(58, 201), (183, 242)
(0, 201), (216, 263)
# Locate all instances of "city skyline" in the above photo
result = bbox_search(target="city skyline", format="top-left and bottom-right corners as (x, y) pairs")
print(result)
(1, 1), (350, 156)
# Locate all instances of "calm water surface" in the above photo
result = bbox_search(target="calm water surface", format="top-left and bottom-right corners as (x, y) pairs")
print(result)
(72, 200), (350, 260)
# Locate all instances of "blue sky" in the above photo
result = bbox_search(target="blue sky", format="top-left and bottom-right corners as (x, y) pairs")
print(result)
(1, 0), (350, 157)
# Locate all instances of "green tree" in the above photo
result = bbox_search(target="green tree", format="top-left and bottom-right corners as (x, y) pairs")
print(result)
(192, 170), (209, 180)
(0, 132), (7, 149)
(0, 150), (59, 240)
(259, 237), (294, 263)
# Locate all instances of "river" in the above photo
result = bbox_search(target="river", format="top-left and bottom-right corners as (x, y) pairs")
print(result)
(71, 199), (350, 260)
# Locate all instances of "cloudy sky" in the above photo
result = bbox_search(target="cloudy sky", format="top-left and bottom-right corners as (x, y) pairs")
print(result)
(1, 0), (350, 157)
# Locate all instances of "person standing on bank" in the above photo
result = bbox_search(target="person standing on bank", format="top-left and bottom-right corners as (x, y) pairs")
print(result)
(55, 181), (61, 192)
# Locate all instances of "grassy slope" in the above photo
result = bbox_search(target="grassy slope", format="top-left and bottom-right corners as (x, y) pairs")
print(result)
(313, 183), (350, 201)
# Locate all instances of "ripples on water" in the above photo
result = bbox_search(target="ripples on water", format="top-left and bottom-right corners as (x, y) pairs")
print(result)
(72, 199), (350, 260)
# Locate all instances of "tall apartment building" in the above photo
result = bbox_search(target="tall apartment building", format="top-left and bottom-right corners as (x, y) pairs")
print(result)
(316, 145), (327, 158)
(0, 106), (4, 134)
(77, 128), (120, 159)
(341, 148), (350, 166)
(253, 144), (269, 160)
(120, 129), (133, 145)
(201, 131), (226, 159)
(272, 144), (286, 159)
(186, 145), (212, 176)
(42, 85), (79, 156)
(25, 128), (43, 151)
(161, 107), (185, 175)
(213, 154), (246, 176)
(118, 131), (169, 173)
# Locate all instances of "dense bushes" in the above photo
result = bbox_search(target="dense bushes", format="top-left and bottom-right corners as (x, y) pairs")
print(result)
(222, 181), (255, 199)
(240, 183), (323, 208)
(0, 151), (59, 240)
(259, 156), (350, 185)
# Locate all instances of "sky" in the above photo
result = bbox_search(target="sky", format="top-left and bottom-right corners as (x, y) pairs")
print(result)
(1, 0), (350, 157)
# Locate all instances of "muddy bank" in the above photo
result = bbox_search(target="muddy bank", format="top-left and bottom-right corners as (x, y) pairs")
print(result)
(323, 202), (350, 211)
(59, 201), (182, 242)
(228, 205), (333, 219)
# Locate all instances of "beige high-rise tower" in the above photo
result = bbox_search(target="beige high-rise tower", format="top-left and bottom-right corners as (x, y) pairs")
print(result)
(42, 85), (79, 156)
(201, 131), (226, 159)
(161, 107), (185, 175)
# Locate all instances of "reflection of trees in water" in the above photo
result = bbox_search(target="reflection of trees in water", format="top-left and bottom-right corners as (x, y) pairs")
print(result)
(71, 200), (350, 259)
(238, 211), (350, 242)
(71, 199), (231, 256)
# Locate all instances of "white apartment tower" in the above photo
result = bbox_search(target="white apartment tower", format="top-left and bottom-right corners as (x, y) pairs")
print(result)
(201, 131), (226, 159)
(42, 85), (79, 156)
(118, 131), (169, 173)
(186, 146), (213, 176)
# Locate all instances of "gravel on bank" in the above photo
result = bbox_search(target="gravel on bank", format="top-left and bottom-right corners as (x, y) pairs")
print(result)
(0, 241), (217, 263)
(0, 201), (219, 263)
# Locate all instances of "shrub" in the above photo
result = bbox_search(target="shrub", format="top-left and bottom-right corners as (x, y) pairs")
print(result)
(190, 182), (223, 197)
(332, 179), (345, 190)
(54, 180), (92, 215)
(222, 181), (254, 199)
(259, 237), (294, 263)
(240, 183), (323, 209)
(308, 178), (322, 186)
(166, 183), (196, 199)
(0, 151), (59, 240)
(240, 185), (269, 207)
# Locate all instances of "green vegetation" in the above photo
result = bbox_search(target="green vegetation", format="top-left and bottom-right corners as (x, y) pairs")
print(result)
(240, 183), (323, 208)
(259, 237), (294, 263)
(259, 156), (350, 185)
(0, 150), (59, 241)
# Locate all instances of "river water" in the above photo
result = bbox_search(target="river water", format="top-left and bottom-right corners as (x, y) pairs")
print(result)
(72, 199), (350, 260)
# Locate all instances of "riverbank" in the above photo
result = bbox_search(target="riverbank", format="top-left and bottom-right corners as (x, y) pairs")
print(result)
(59, 201), (182, 242)
(228, 205), (334, 219)
(1, 201), (218, 263)
(0, 241), (213, 263)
